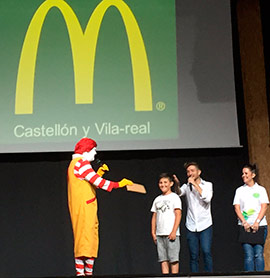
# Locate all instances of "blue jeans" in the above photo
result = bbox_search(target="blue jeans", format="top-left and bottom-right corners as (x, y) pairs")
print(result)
(186, 226), (213, 272)
(242, 226), (268, 271)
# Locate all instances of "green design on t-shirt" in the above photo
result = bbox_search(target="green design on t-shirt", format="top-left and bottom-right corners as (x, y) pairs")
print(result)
(242, 209), (255, 220)
(253, 193), (260, 198)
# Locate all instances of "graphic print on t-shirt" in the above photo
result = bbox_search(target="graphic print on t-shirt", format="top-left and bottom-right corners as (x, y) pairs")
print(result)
(242, 192), (260, 220)
(156, 200), (171, 213)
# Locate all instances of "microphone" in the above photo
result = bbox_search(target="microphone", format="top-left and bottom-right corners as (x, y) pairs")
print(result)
(95, 158), (104, 167)
(187, 176), (193, 191)
(95, 158), (109, 175)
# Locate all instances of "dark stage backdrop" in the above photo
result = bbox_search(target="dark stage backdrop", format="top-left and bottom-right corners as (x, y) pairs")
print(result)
(0, 148), (247, 277)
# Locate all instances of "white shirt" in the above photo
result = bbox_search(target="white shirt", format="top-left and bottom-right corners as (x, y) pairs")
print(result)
(180, 179), (213, 232)
(151, 192), (182, 236)
(233, 182), (269, 226)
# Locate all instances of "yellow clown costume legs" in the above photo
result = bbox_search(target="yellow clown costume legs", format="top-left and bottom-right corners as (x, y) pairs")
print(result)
(73, 200), (99, 258)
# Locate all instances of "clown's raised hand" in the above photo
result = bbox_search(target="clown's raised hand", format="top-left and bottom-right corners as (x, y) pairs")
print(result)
(97, 164), (109, 177)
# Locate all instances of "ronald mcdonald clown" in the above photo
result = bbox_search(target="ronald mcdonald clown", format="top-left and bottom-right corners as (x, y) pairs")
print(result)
(67, 138), (133, 276)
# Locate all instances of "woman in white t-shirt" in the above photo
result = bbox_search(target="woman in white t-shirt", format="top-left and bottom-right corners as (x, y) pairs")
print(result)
(233, 164), (269, 271)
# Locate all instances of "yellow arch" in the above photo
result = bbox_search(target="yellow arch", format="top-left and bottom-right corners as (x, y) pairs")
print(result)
(15, 0), (152, 114)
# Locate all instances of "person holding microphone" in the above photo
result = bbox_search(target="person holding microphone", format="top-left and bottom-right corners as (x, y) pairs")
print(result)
(174, 162), (213, 273)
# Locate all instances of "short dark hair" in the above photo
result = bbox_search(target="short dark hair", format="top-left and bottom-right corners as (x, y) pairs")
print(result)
(158, 173), (181, 194)
(184, 161), (200, 170)
(243, 163), (257, 175)
(159, 172), (173, 182)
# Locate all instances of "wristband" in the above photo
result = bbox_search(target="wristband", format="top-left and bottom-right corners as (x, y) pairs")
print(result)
(256, 219), (260, 223)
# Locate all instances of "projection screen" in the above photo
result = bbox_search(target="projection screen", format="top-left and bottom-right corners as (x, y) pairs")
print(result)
(0, 0), (240, 152)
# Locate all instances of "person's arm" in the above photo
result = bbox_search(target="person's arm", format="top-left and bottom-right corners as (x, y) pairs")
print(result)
(151, 212), (157, 244)
(191, 179), (202, 195)
(173, 175), (187, 197)
(251, 203), (268, 231)
(75, 158), (132, 191)
(191, 179), (212, 203)
(168, 209), (181, 240)
(173, 175), (181, 194)
(200, 182), (213, 203)
(234, 204), (251, 231)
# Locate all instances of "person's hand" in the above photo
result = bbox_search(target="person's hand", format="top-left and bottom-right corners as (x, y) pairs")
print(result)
(97, 164), (109, 177)
(119, 178), (133, 188)
(173, 174), (180, 185)
(152, 234), (157, 244)
(251, 222), (259, 232)
(243, 221), (251, 232)
(168, 231), (176, 241)
(188, 176), (196, 185)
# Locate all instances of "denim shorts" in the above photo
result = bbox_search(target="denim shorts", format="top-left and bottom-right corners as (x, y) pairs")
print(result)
(156, 235), (180, 263)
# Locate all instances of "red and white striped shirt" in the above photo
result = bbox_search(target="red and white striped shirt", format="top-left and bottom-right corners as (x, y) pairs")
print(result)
(74, 158), (119, 192)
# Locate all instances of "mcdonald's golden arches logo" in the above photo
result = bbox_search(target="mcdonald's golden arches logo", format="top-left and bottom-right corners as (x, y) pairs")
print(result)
(15, 0), (153, 114)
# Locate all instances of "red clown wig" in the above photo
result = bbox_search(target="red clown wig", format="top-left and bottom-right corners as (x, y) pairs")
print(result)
(74, 138), (97, 154)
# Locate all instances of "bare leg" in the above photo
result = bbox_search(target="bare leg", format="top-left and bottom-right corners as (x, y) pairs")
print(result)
(161, 261), (170, 274)
(171, 261), (179, 274)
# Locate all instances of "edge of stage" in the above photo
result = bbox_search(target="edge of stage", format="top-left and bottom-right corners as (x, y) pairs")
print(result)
(32, 271), (270, 278)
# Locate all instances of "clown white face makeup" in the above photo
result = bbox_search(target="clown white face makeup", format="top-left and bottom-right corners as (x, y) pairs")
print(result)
(83, 147), (97, 162)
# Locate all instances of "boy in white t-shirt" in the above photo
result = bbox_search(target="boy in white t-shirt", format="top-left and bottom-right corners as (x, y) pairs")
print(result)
(151, 173), (182, 274)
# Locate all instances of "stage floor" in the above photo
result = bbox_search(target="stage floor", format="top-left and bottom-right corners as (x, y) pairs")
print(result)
(23, 271), (270, 278)
(68, 272), (270, 278)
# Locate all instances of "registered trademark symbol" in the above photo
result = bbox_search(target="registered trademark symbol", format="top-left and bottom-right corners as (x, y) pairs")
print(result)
(156, 101), (166, 111)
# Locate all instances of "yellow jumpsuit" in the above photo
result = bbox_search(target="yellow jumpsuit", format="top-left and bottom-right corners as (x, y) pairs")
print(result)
(67, 157), (118, 258)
